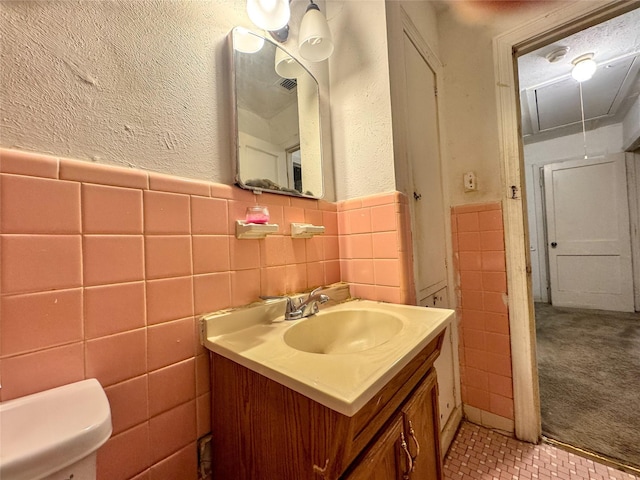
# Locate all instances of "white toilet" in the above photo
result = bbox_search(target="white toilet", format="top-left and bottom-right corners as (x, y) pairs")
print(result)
(0, 378), (112, 480)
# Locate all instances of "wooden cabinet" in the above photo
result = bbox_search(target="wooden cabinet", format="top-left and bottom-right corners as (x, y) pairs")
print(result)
(209, 332), (445, 479)
(344, 370), (441, 480)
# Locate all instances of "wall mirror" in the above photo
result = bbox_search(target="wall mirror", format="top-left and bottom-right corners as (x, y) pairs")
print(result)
(230, 27), (324, 199)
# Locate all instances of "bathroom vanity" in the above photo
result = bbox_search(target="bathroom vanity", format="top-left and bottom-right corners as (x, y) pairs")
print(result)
(201, 297), (454, 479)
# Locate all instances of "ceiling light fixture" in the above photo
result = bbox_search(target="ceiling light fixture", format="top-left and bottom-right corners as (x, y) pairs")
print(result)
(571, 53), (597, 82)
(545, 46), (569, 64)
(246, 0), (333, 63)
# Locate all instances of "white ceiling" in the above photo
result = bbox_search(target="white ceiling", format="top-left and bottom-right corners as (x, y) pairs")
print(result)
(518, 7), (640, 143)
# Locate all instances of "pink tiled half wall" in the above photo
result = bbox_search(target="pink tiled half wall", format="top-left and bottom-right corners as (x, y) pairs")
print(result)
(451, 202), (514, 422)
(0, 148), (412, 479)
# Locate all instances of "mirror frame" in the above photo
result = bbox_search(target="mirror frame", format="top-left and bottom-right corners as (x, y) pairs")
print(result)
(229, 27), (325, 199)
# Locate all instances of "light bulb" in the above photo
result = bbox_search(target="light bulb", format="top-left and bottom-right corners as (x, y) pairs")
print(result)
(571, 58), (597, 82)
(246, 0), (290, 32)
(232, 27), (265, 54)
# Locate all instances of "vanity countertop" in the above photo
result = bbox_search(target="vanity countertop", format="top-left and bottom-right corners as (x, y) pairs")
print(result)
(200, 299), (454, 416)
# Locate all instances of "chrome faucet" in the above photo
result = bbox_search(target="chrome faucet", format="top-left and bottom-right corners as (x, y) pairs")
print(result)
(261, 286), (330, 320)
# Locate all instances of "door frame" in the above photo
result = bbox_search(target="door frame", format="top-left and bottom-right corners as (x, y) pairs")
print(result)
(493, 0), (640, 443)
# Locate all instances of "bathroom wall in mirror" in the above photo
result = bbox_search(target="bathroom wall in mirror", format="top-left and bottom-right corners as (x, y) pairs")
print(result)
(230, 27), (324, 199)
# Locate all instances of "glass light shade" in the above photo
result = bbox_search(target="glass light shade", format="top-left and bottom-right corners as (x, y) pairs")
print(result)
(232, 27), (265, 54)
(571, 58), (597, 82)
(298, 7), (334, 62)
(246, 0), (290, 31)
(275, 47), (305, 79)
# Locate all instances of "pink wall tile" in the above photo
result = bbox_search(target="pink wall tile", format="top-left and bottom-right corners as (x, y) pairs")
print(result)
(351, 259), (374, 284)
(191, 196), (228, 235)
(305, 208), (323, 226)
(192, 235), (230, 273)
(1, 174), (80, 233)
(452, 202), (514, 420)
(196, 393), (211, 438)
(83, 184), (143, 234)
(322, 211), (338, 235)
(86, 329), (147, 387)
(260, 235), (286, 267)
(60, 157), (148, 189)
(372, 232), (399, 259)
(1, 289), (82, 356)
(370, 204), (398, 233)
(144, 191), (190, 234)
(373, 259), (401, 287)
(229, 237), (260, 271)
(285, 263), (307, 294)
(324, 260), (341, 285)
(146, 276), (193, 325)
(85, 282), (146, 338)
(148, 358), (195, 417)
(0, 148), (59, 178)
(193, 273), (231, 315)
(307, 261), (324, 288)
(283, 206), (305, 235)
(456, 212), (480, 232)
(195, 354), (210, 395)
(323, 236), (339, 261)
(306, 236), (324, 263)
(83, 235), (144, 286)
(348, 208), (372, 234)
(149, 442), (198, 480)
(375, 285), (403, 304)
(479, 209), (503, 231)
(232, 269), (261, 306)
(1, 235), (82, 294)
(284, 237), (306, 264)
(149, 400), (197, 463)
(227, 200), (257, 232)
(145, 235), (192, 279)
(147, 317), (195, 371)
(97, 423), (151, 480)
(148, 172), (210, 197)
(104, 375), (149, 435)
(0, 343), (85, 401)
(261, 266), (286, 296)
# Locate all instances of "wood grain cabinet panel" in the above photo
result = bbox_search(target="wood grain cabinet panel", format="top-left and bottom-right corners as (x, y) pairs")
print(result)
(209, 332), (445, 479)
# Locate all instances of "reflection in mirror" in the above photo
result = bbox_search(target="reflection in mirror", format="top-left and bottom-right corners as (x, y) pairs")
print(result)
(231, 27), (323, 199)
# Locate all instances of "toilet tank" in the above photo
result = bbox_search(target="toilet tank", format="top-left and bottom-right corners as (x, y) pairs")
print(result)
(0, 378), (112, 480)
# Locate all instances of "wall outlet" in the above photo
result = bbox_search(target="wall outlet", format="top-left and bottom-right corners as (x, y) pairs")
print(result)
(464, 172), (477, 192)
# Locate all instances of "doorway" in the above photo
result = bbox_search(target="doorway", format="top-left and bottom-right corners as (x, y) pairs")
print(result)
(492, 0), (640, 448)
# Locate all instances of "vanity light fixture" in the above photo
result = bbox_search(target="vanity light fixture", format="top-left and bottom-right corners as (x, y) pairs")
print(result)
(571, 53), (597, 82)
(246, 0), (333, 63)
(246, 0), (291, 32)
(232, 27), (265, 53)
(275, 46), (306, 78)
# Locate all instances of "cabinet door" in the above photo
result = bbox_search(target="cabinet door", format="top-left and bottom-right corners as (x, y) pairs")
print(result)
(401, 370), (442, 479)
(344, 416), (412, 480)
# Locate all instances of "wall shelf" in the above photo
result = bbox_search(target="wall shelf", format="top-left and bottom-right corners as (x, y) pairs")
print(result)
(236, 220), (279, 239)
(291, 223), (325, 239)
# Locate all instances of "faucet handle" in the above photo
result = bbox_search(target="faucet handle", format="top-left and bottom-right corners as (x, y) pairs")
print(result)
(309, 286), (326, 297)
(260, 295), (295, 312)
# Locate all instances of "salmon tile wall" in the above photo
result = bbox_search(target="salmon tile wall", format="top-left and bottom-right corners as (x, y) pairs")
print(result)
(0, 148), (340, 480)
(337, 192), (416, 305)
(451, 202), (514, 420)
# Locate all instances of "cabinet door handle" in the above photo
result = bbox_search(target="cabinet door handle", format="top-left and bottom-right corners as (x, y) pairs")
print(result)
(408, 420), (420, 471)
(400, 432), (413, 479)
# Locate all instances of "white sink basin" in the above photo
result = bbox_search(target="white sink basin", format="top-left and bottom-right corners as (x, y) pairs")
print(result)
(0, 379), (112, 480)
(201, 299), (454, 416)
(284, 309), (403, 354)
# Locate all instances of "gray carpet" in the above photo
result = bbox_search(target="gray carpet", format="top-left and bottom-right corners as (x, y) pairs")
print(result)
(535, 302), (640, 469)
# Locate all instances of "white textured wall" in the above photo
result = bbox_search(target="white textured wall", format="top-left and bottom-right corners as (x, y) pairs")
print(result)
(0, 0), (337, 199)
(326, 0), (396, 200)
(623, 96), (640, 151)
(437, 3), (565, 206)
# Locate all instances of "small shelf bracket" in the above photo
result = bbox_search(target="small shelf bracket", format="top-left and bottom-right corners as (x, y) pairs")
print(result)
(291, 223), (325, 239)
(236, 220), (279, 239)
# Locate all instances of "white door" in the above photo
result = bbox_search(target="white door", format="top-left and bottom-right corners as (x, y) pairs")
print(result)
(238, 132), (288, 188)
(544, 154), (634, 312)
(402, 31), (454, 433)
(403, 33), (447, 303)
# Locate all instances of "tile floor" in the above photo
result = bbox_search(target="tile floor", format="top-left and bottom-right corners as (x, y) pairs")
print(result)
(443, 422), (639, 480)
